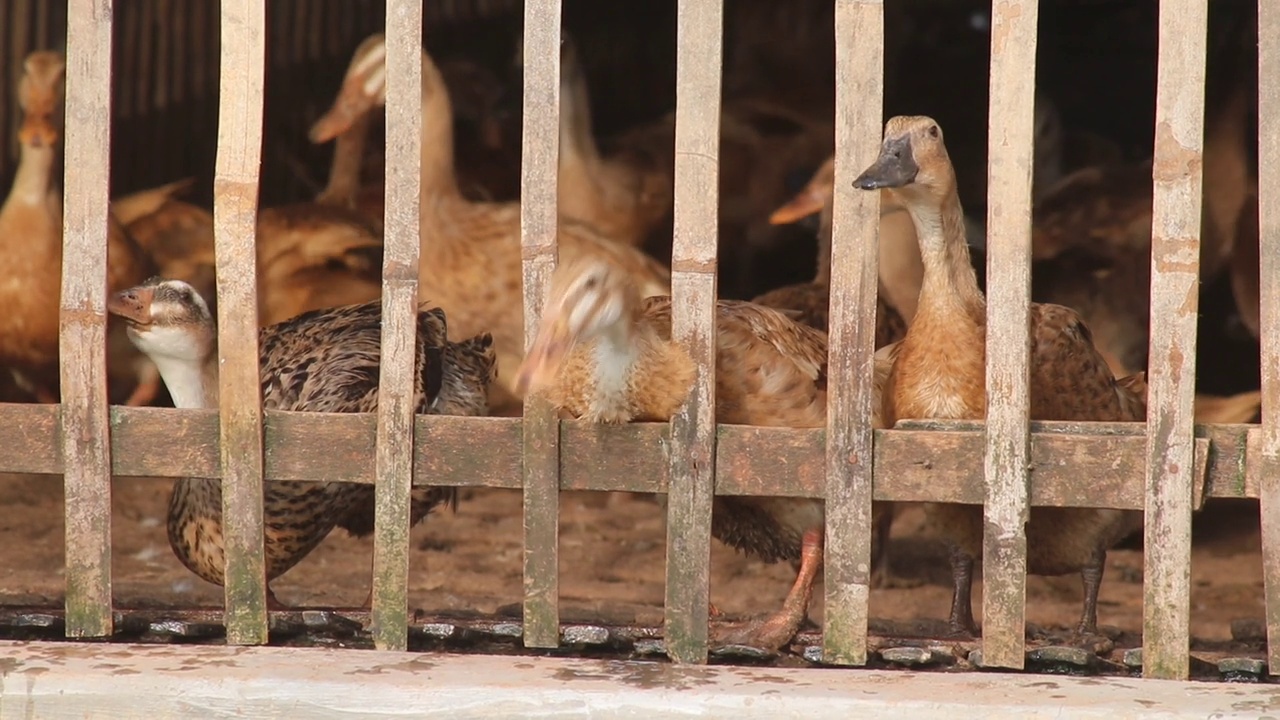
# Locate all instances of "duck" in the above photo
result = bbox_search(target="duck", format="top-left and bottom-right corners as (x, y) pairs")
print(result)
(546, 35), (671, 248)
(513, 254), (895, 653)
(308, 34), (670, 409)
(853, 116), (1147, 644)
(764, 154), (925, 325)
(106, 277), (496, 608)
(0, 50), (159, 406)
(111, 178), (218, 310)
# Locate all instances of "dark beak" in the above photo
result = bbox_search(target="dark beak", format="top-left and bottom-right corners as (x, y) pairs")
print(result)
(852, 135), (918, 190)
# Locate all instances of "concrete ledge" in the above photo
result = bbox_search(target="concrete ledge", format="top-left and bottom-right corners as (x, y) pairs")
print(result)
(0, 641), (1274, 719)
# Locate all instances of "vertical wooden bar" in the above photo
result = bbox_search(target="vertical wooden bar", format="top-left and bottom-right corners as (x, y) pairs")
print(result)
(60, 0), (114, 639)
(519, 0), (563, 650)
(822, 0), (884, 667)
(1143, 0), (1207, 681)
(214, 0), (268, 645)
(369, 0), (423, 653)
(981, 0), (1040, 670)
(1255, 0), (1280, 677)
(663, 0), (723, 665)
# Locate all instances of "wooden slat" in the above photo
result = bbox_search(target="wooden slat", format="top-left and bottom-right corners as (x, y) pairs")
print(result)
(213, 0), (268, 646)
(821, 0), (883, 667)
(664, 0), (723, 665)
(1256, 0), (1280, 678)
(1143, 0), (1208, 681)
(980, 0), (1040, 670)
(60, 0), (115, 639)
(519, 0), (563, 650)
(369, 0), (423, 653)
(0, 406), (1262, 502)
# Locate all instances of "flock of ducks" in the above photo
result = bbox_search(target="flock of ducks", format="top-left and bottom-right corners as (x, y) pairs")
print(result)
(0, 28), (1265, 654)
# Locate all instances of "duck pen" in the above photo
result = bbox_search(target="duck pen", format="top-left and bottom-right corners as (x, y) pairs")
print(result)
(2, 0), (1280, 716)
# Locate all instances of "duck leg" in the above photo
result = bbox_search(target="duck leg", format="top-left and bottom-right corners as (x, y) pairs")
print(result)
(712, 528), (822, 653)
(947, 545), (979, 637)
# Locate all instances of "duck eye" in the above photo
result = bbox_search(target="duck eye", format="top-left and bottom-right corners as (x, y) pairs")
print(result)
(584, 277), (599, 290)
(928, 125), (939, 138)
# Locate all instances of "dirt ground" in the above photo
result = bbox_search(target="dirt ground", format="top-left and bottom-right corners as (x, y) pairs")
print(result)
(0, 469), (1264, 649)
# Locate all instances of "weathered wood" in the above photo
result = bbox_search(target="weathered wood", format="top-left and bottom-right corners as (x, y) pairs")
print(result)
(822, 0), (884, 667)
(980, 0), (1040, 670)
(0, 404), (61, 476)
(370, 0), (423, 653)
(213, 0), (269, 645)
(519, 0), (564, 650)
(1256, 0), (1280, 678)
(60, 0), (115, 639)
(664, 0), (724, 665)
(1144, 0), (1208, 681)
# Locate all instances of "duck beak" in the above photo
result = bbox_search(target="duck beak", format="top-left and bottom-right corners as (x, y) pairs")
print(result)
(852, 136), (918, 190)
(18, 113), (58, 148)
(309, 48), (386, 144)
(513, 313), (574, 397)
(107, 286), (155, 327)
(768, 186), (826, 226)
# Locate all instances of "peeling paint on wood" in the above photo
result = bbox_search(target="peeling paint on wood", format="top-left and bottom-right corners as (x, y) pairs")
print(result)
(822, 0), (883, 667)
(981, 0), (1039, 670)
(519, 0), (563, 651)
(1143, 0), (1207, 681)
(214, 0), (269, 646)
(60, 0), (114, 639)
(369, 0), (424, 653)
(664, 0), (723, 665)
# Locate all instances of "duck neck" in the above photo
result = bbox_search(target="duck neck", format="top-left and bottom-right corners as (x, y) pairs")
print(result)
(152, 352), (219, 409)
(814, 204), (833, 285)
(319, 110), (371, 205)
(584, 312), (695, 422)
(902, 184), (984, 319)
(420, 57), (461, 202)
(5, 143), (57, 207)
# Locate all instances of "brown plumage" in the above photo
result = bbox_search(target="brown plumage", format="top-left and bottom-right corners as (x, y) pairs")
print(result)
(106, 278), (495, 608)
(0, 50), (158, 406)
(308, 34), (670, 409)
(755, 155), (908, 344)
(551, 36), (671, 248)
(254, 203), (385, 326)
(853, 116), (1147, 642)
(112, 179), (218, 310)
(513, 254), (894, 652)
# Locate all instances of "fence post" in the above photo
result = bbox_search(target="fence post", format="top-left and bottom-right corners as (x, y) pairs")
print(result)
(664, 0), (723, 665)
(822, 0), (885, 667)
(1255, 0), (1280, 678)
(520, 0), (564, 650)
(214, 0), (269, 645)
(61, 0), (115, 639)
(1143, 0), (1208, 681)
(371, 0), (425, 652)
(981, 0), (1040, 670)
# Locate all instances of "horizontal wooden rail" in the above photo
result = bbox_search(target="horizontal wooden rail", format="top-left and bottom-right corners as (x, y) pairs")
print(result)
(0, 404), (1254, 505)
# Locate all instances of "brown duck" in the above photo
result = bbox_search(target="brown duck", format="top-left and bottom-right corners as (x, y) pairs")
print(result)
(513, 255), (896, 653)
(107, 278), (495, 608)
(853, 116), (1147, 643)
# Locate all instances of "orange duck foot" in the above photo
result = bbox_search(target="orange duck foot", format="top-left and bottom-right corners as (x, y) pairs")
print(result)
(710, 528), (822, 654)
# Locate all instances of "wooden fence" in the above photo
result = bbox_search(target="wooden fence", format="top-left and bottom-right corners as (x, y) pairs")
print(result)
(18, 0), (1274, 685)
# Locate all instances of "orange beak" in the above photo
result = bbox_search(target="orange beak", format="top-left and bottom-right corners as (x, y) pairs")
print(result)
(768, 187), (825, 226)
(309, 45), (386, 144)
(18, 113), (58, 149)
(513, 313), (575, 398)
(106, 286), (155, 327)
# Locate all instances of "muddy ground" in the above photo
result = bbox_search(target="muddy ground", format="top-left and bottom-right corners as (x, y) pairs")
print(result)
(0, 469), (1264, 651)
